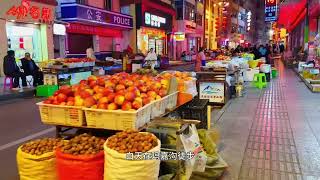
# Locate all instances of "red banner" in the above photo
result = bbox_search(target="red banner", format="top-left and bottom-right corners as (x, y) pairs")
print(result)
(67, 23), (122, 37)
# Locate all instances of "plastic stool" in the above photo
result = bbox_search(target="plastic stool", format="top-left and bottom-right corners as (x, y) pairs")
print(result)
(253, 73), (267, 89)
(3, 76), (13, 89)
(272, 69), (278, 78)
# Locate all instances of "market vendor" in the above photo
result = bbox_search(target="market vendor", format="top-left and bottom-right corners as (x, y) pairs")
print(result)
(145, 48), (157, 70)
(21, 52), (43, 87)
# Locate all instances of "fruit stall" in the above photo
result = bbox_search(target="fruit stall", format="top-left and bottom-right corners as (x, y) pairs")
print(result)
(16, 70), (228, 180)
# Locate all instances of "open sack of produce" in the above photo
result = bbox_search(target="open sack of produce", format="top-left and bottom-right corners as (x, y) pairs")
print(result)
(160, 127), (227, 180)
(17, 138), (61, 180)
(56, 133), (105, 180)
(104, 130), (161, 180)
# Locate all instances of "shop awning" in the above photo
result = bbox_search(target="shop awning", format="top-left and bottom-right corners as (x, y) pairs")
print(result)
(277, 0), (306, 31)
(67, 23), (122, 38)
(143, 0), (176, 17)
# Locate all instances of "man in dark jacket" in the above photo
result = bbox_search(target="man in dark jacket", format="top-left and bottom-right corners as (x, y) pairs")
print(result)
(21, 52), (43, 86)
(3, 50), (27, 89)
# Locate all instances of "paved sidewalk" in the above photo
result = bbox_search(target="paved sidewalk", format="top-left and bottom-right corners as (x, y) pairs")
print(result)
(217, 60), (320, 180)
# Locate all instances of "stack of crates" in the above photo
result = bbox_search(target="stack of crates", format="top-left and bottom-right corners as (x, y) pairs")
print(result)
(179, 97), (209, 129)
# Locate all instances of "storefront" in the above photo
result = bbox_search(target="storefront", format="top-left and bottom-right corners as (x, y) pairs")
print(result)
(60, 3), (133, 55)
(135, 1), (175, 56)
(0, 0), (56, 76)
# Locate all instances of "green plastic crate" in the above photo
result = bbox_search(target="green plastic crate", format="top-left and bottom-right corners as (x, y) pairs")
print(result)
(36, 85), (59, 97)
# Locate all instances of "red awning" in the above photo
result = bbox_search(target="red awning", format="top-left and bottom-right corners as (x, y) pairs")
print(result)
(143, 0), (176, 17)
(277, 0), (306, 31)
(67, 23), (122, 37)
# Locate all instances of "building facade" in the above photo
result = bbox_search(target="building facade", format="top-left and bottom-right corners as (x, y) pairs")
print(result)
(0, 0), (57, 76)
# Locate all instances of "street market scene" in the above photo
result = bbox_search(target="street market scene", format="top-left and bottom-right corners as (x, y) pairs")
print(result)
(0, 0), (320, 179)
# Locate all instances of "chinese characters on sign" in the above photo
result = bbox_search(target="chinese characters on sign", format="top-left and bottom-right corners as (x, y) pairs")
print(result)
(145, 12), (166, 28)
(265, 0), (278, 22)
(199, 82), (225, 103)
(6, 0), (53, 23)
(60, 4), (133, 28)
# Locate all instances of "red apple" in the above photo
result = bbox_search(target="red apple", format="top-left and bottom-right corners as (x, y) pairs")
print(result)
(89, 80), (97, 88)
(97, 77), (105, 86)
(121, 101), (132, 111)
(139, 85), (148, 93)
(97, 103), (108, 109)
(79, 80), (88, 85)
(158, 88), (168, 97)
(43, 99), (52, 104)
(115, 84), (126, 92)
(132, 100), (143, 110)
(48, 96), (55, 101)
(114, 95), (125, 105)
(84, 89), (94, 95)
(141, 93), (148, 98)
(67, 97), (75, 102)
(60, 102), (66, 106)
(107, 103), (118, 110)
(66, 101), (74, 106)
(107, 93), (116, 102)
(147, 91), (158, 99)
(98, 96), (109, 104)
(124, 91), (136, 102)
(83, 96), (97, 108)
(116, 89), (126, 96)
(88, 75), (97, 81)
(124, 80), (134, 87)
(57, 93), (67, 103)
(80, 90), (91, 99)
(105, 80), (116, 89)
(93, 93), (103, 100)
(52, 100), (59, 105)
(142, 97), (152, 105)
(102, 87), (114, 96)
(156, 95), (161, 100)
(74, 96), (84, 106)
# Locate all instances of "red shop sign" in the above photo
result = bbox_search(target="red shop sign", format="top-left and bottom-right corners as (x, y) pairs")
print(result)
(6, 0), (53, 23)
(67, 23), (122, 38)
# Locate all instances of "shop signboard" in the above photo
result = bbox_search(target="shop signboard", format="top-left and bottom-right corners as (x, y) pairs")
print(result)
(3, 0), (54, 23)
(199, 82), (224, 103)
(61, 3), (133, 29)
(265, 0), (278, 22)
(174, 32), (185, 41)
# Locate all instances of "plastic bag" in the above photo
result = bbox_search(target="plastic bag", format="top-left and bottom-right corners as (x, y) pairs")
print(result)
(56, 149), (104, 180)
(17, 146), (57, 180)
(104, 136), (161, 180)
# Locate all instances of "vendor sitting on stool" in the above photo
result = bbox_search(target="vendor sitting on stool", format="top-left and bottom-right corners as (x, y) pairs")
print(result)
(3, 50), (27, 90)
(21, 52), (43, 87)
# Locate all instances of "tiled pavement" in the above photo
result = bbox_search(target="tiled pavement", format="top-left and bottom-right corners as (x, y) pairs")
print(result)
(217, 61), (320, 180)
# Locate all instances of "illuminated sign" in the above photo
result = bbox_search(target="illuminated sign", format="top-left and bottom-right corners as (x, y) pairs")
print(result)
(53, 23), (66, 35)
(174, 32), (185, 41)
(145, 12), (166, 28)
(61, 3), (133, 29)
(265, 0), (278, 22)
(6, 0), (53, 23)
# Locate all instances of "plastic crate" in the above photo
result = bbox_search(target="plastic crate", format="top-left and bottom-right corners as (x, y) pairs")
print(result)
(165, 91), (178, 110)
(37, 102), (85, 126)
(179, 98), (209, 129)
(36, 85), (59, 97)
(84, 102), (153, 130)
(151, 98), (167, 118)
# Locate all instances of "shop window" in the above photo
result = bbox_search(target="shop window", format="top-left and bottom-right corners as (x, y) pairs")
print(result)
(68, 34), (93, 54)
(105, 0), (112, 10)
(176, 7), (183, 20)
(6, 23), (42, 62)
(196, 14), (203, 26)
(184, 2), (195, 22)
(76, 0), (88, 5)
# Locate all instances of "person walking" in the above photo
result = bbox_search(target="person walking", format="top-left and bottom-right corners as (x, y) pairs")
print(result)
(21, 52), (43, 87)
(195, 47), (206, 72)
(3, 50), (27, 90)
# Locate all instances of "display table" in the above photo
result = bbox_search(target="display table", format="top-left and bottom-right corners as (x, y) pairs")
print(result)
(43, 66), (93, 86)
(294, 68), (320, 92)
